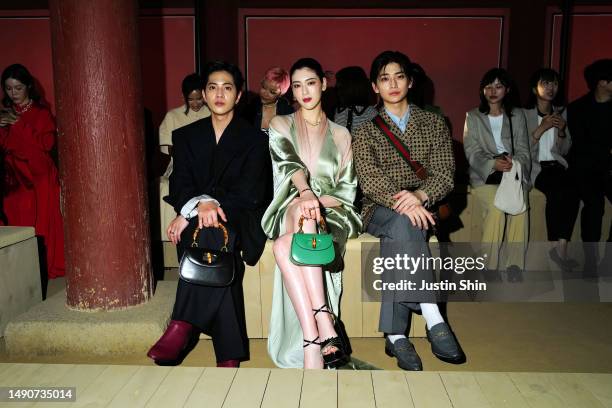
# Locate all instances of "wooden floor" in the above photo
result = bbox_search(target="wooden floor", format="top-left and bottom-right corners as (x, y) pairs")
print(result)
(1, 363), (611, 407)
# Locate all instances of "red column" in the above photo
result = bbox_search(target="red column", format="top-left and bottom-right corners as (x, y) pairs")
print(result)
(49, 0), (152, 310)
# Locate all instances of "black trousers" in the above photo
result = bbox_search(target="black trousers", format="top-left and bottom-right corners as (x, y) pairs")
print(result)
(173, 218), (249, 362)
(567, 168), (607, 242)
(607, 172), (612, 242)
(534, 163), (578, 241)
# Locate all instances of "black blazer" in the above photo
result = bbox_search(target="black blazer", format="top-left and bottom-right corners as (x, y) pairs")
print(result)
(165, 115), (272, 265)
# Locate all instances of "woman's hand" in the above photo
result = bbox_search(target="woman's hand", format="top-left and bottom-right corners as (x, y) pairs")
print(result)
(539, 114), (555, 133)
(0, 110), (18, 127)
(197, 201), (227, 229)
(494, 156), (513, 172)
(551, 113), (566, 131)
(297, 190), (321, 222)
(392, 190), (422, 213)
(167, 215), (189, 245)
(399, 203), (436, 230)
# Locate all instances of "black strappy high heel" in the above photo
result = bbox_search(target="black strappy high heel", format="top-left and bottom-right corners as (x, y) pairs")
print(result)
(303, 337), (321, 348)
(313, 304), (349, 369)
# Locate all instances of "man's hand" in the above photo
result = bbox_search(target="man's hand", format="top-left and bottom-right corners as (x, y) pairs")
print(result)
(399, 203), (436, 230)
(197, 201), (227, 228)
(392, 190), (422, 213)
(167, 215), (189, 245)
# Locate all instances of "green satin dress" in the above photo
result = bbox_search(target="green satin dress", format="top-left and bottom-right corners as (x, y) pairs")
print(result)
(261, 113), (361, 368)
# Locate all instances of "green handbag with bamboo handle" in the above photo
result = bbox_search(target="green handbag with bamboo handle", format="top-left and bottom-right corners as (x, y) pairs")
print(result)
(290, 216), (335, 266)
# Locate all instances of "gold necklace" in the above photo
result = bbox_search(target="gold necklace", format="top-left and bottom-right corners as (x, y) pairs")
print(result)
(304, 115), (321, 126)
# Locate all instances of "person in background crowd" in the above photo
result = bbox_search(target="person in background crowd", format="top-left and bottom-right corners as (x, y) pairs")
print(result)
(0, 63), (65, 279)
(262, 58), (361, 369)
(524, 68), (577, 269)
(463, 68), (530, 279)
(353, 51), (464, 371)
(244, 67), (293, 135)
(147, 61), (271, 368)
(567, 59), (612, 273)
(333, 66), (377, 134)
(158, 73), (211, 241)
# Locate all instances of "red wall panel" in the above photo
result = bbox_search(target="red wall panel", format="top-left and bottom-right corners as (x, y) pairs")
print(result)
(548, 7), (612, 102)
(239, 9), (509, 142)
(0, 11), (194, 128)
(139, 15), (195, 126)
(0, 17), (54, 111)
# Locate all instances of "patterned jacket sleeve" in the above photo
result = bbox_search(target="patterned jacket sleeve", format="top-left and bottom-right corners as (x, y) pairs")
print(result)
(351, 124), (399, 209)
(418, 114), (455, 204)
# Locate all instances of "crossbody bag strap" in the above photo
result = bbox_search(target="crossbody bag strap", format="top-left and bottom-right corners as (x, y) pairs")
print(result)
(372, 115), (428, 181)
(508, 112), (515, 155)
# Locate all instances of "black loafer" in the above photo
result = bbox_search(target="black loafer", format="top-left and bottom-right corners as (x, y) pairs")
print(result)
(506, 265), (523, 283)
(384, 337), (422, 371)
(426, 323), (466, 364)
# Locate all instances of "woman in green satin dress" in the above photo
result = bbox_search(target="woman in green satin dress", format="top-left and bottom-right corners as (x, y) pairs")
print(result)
(261, 58), (362, 369)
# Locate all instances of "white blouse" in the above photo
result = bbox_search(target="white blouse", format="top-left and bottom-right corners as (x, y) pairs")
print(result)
(488, 114), (506, 154)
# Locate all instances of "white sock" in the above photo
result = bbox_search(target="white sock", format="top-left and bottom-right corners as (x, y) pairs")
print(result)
(420, 303), (444, 330)
(387, 334), (406, 344)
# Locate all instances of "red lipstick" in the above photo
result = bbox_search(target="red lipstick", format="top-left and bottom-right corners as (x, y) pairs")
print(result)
(303, 97), (312, 103)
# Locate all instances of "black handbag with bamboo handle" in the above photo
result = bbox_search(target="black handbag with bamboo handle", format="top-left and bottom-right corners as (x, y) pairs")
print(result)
(179, 223), (235, 287)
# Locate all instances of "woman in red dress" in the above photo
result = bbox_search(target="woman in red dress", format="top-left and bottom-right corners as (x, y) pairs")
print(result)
(0, 64), (65, 279)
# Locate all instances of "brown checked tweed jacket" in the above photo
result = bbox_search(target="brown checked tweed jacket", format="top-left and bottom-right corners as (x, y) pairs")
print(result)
(352, 105), (455, 229)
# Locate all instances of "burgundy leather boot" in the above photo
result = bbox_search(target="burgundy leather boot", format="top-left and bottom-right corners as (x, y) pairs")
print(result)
(217, 359), (240, 368)
(147, 320), (194, 364)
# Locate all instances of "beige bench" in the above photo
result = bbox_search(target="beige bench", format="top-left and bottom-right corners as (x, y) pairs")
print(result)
(0, 226), (41, 337)
(161, 188), (612, 339)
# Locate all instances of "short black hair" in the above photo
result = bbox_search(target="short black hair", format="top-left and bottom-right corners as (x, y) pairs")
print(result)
(202, 61), (244, 92)
(584, 59), (612, 91)
(181, 73), (204, 98)
(526, 68), (563, 109)
(335, 66), (372, 108)
(478, 68), (515, 116)
(369, 51), (414, 84)
(289, 58), (325, 81)
(1, 63), (40, 107)
(181, 73), (204, 114)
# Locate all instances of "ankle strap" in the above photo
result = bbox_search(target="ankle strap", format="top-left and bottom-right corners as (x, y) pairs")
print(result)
(312, 304), (332, 316)
(303, 337), (321, 348)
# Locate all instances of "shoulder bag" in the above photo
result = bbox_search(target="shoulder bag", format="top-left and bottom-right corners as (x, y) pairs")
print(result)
(372, 115), (451, 221)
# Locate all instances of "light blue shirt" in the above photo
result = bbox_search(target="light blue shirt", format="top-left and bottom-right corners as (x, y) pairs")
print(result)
(385, 106), (411, 133)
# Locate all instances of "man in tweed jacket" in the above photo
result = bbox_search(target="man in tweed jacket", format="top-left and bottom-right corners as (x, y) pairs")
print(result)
(352, 51), (464, 370)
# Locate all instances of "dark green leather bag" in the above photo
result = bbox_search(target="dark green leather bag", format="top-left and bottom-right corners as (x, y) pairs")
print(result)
(290, 216), (335, 266)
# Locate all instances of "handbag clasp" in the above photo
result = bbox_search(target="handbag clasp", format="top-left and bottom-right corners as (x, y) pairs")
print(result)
(311, 237), (317, 248)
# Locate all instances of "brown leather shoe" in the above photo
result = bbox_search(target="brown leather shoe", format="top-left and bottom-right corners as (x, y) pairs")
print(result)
(147, 320), (197, 365)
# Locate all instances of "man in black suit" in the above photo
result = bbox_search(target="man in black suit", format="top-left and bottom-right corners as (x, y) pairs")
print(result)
(567, 59), (612, 273)
(147, 61), (272, 367)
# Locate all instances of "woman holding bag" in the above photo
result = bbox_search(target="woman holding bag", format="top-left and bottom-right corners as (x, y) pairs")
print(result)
(463, 68), (530, 277)
(262, 58), (361, 369)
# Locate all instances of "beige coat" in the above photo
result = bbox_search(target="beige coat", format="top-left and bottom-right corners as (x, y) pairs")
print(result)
(463, 107), (531, 188)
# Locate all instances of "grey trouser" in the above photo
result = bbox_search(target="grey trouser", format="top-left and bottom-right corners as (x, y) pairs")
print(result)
(366, 205), (436, 334)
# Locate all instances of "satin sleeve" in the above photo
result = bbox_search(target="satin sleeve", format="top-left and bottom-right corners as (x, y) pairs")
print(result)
(318, 155), (361, 240)
(261, 120), (307, 239)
